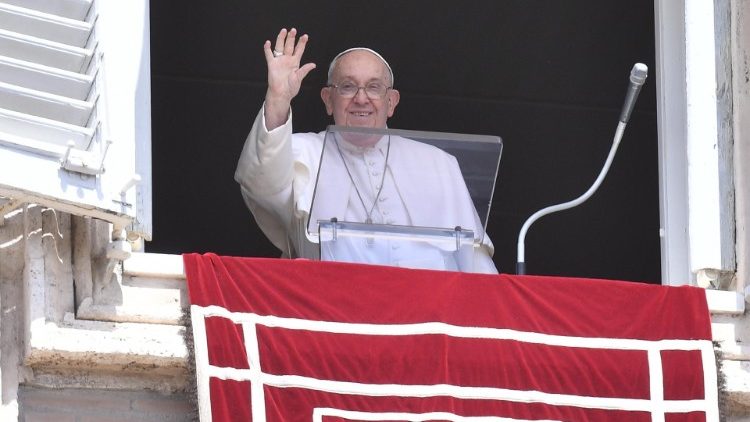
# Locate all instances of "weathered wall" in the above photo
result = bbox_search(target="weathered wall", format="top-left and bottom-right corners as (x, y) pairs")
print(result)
(18, 386), (193, 422)
(0, 206), (190, 421)
(732, 0), (750, 293)
(0, 207), (25, 421)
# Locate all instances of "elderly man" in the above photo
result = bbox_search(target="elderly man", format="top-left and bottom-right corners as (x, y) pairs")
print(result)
(236, 28), (498, 273)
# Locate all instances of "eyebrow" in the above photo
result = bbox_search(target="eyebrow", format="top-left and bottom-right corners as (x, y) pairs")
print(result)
(336, 77), (387, 85)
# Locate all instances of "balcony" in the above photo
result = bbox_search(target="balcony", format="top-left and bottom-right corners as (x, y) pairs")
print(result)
(0, 205), (749, 419)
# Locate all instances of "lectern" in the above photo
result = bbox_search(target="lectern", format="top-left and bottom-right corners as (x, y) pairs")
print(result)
(301, 125), (502, 273)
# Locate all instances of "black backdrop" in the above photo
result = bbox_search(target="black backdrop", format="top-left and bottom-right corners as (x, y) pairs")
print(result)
(148, 1), (661, 283)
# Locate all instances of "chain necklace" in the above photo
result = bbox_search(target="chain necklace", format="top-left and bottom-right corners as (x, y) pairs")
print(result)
(333, 134), (391, 225)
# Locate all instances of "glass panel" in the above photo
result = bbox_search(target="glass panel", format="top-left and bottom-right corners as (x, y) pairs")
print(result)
(307, 125), (503, 244)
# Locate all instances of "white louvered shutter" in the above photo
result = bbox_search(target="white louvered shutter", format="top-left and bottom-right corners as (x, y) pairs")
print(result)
(0, 0), (151, 238)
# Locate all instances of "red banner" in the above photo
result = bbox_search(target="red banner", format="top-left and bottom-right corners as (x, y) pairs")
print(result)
(184, 254), (717, 421)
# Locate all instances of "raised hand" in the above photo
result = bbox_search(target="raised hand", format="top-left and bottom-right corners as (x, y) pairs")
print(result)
(263, 28), (316, 130)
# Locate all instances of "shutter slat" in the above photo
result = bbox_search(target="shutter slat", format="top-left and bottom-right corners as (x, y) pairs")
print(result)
(0, 107), (92, 149)
(0, 55), (93, 100)
(1, 0), (92, 21)
(0, 3), (92, 47)
(0, 28), (92, 72)
(0, 80), (93, 126)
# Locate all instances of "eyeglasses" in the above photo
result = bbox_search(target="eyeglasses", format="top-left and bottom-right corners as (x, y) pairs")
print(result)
(328, 82), (391, 99)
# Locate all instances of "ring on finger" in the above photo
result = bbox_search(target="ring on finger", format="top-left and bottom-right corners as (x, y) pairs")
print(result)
(272, 50), (283, 57)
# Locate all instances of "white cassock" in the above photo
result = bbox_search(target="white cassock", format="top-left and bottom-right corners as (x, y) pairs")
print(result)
(235, 105), (498, 274)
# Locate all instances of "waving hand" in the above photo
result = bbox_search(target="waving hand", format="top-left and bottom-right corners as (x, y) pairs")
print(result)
(263, 28), (316, 130)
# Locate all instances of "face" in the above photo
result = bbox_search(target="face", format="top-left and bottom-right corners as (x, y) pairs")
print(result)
(320, 50), (400, 129)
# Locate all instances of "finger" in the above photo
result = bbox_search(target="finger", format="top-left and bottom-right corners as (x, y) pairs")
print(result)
(273, 28), (287, 54)
(263, 40), (274, 62)
(293, 33), (310, 58)
(296, 63), (317, 82)
(283, 27), (297, 55)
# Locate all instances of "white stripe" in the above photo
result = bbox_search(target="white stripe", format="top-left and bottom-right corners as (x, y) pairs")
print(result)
(313, 407), (563, 422)
(261, 372), (710, 414)
(193, 305), (711, 353)
(189, 305), (212, 422)
(202, 365), (710, 415)
(648, 348), (665, 422)
(243, 322), (266, 422)
(206, 365), (254, 381)
(701, 341), (721, 421)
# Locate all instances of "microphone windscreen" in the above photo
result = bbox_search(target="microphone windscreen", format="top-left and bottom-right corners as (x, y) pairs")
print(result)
(630, 63), (648, 85)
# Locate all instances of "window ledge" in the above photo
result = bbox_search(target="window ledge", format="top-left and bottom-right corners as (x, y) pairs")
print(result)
(706, 288), (745, 315)
(123, 252), (185, 278)
(25, 312), (188, 391)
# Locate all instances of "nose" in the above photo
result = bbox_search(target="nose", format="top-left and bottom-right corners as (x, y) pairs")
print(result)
(352, 87), (370, 104)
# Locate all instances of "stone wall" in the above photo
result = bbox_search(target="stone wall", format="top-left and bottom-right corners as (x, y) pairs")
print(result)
(18, 386), (193, 422)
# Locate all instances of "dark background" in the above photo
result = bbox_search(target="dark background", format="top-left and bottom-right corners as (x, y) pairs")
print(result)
(147, 1), (661, 283)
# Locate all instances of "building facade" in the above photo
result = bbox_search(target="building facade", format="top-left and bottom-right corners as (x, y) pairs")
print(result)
(0, 0), (749, 420)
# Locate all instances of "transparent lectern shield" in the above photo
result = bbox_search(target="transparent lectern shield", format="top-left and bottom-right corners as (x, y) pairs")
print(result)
(306, 125), (503, 243)
(319, 221), (476, 272)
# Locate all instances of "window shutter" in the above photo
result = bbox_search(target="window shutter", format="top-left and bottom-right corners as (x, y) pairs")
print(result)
(0, 0), (151, 239)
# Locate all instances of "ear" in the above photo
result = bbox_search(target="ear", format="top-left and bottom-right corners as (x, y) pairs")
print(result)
(320, 86), (334, 115)
(386, 89), (400, 117)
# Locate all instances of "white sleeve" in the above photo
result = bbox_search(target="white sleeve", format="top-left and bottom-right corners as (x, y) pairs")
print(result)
(235, 104), (294, 196)
(234, 105), (296, 254)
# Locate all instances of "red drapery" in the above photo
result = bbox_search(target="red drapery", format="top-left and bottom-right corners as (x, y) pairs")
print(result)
(184, 253), (717, 422)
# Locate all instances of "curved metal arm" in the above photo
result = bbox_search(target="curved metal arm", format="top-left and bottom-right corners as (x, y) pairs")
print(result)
(516, 122), (626, 275)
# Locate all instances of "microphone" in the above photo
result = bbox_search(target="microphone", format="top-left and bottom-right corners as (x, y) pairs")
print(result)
(619, 63), (648, 124)
(516, 62), (649, 275)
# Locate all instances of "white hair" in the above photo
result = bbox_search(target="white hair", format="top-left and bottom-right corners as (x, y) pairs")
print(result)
(326, 47), (394, 86)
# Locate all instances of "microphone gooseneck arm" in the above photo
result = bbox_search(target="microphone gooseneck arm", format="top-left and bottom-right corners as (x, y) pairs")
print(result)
(516, 63), (648, 275)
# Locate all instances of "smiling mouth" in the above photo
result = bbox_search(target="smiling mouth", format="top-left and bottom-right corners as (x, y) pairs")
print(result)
(350, 111), (372, 117)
